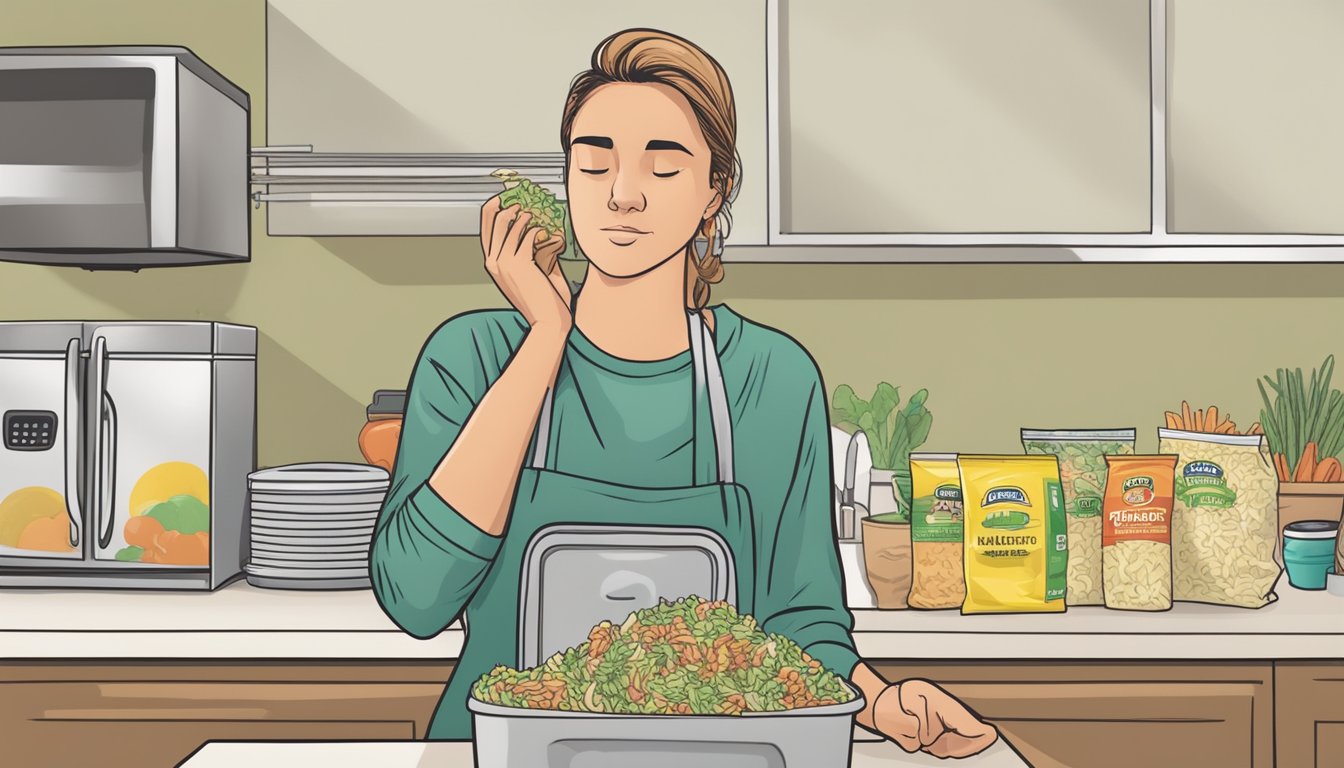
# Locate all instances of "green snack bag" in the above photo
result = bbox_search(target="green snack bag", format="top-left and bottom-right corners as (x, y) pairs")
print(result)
(1021, 429), (1136, 606)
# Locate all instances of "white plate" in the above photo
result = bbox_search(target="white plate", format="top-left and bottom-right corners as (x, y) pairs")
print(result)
(250, 500), (383, 514)
(249, 462), (389, 484)
(250, 518), (377, 532)
(244, 562), (369, 579)
(251, 510), (380, 524)
(249, 555), (369, 569)
(248, 548), (370, 562)
(250, 532), (374, 547)
(249, 491), (388, 505)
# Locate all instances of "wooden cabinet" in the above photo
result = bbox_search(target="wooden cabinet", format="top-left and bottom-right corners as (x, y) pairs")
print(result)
(1166, 0), (1344, 234)
(0, 662), (453, 768)
(775, 0), (1152, 237)
(1275, 662), (1344, 768)
(872, 662), (1274, 768)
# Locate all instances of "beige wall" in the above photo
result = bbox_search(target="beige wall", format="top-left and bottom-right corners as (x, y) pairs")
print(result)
(5, 0), (1344, 469)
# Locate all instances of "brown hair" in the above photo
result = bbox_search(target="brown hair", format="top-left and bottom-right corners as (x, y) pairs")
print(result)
(560, 29), (740, 311)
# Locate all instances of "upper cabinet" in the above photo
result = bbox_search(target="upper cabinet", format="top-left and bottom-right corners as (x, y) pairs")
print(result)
(774, 0), (1151, 239)
(262, 0), (769, 244)
(257, 0), (1344, 259)
(1167, 0), (1344, 235)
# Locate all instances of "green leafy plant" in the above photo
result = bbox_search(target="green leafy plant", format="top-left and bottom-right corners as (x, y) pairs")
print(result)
(1257, 354), (1344, 482)
(831, 382), (933, 516)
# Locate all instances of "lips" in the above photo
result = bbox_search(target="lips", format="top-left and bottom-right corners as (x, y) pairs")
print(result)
(601, 225), (650, 235)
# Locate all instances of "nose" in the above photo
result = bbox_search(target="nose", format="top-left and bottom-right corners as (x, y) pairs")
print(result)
(608, 167), (646, 213)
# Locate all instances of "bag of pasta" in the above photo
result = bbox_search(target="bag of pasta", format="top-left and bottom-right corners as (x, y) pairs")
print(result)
(1022, 429), (1135, 605)
(1102, 455), (1176, 611)
(1157, 429), (1281, 608)
(958, 455), (1067, 613)
(908, 453), (965, 609)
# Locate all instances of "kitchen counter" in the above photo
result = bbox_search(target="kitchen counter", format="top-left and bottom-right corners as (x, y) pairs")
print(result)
(175, 734), (1034, 768)
(2, 578), (1342, 660)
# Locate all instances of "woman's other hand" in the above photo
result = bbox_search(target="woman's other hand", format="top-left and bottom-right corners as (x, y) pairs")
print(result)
(480, 194), (573, 334)
(874, 678), (999, 758)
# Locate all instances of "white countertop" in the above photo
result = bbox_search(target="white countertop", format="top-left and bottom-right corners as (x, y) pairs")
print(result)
(2, 578), (1342, 660)
(176, 734), (1033, 768)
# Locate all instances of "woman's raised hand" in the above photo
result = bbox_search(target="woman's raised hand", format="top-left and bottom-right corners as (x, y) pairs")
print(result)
(480, 194), (573, 334)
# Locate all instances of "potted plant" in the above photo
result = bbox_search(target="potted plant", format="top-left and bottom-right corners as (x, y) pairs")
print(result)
(831, 382), (933, 519)
(831, 383), (932, 610)
(1256, 356), (1344, 552)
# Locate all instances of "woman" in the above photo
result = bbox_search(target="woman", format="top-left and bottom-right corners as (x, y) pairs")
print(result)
(371, 28), (997, 759)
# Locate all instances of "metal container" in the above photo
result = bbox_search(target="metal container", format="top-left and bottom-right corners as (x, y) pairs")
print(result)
(469, 524), (865, 768)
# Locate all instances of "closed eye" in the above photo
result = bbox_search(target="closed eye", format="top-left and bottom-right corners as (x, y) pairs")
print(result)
(579, 168), (609, 175)
(653, 170), (681, 178)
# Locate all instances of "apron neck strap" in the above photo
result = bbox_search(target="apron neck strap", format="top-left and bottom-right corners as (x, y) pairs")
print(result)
(529, 309), (734, 484)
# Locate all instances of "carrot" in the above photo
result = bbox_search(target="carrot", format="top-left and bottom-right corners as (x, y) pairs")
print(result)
(1182, 401), (1193, 431)
(1165, 412), (1180, 429)
(1275, 453), (1290, 482)
(1205, 406), (1218, 432)
(1317, 457), (1343, 483)
(1295, 442), (1319, 483)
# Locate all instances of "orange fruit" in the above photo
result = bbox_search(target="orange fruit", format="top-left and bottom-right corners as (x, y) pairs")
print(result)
(17, 514), (76, 552)
(0, 486), (66, 546)
(124, 515), (165, 549)
(152, 529), (210, 565)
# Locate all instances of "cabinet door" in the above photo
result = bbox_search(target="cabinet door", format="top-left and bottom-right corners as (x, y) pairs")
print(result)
(1, 665), (451, 768)
(871, 662), (1273, 768)
(1167, 1), (1344, 234)
(1275, 662), (1344, 768)
(778, 0), (1151, 236)
(266, 0), (769, 244)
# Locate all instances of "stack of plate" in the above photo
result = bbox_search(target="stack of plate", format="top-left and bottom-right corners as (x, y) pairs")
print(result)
(243, 462), (390, 590)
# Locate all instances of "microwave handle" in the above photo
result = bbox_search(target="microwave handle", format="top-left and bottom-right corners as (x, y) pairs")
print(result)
(63, 338), (83, 549)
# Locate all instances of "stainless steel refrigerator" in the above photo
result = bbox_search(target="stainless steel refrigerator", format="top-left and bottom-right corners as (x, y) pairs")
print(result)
(0, 321), (255, 589)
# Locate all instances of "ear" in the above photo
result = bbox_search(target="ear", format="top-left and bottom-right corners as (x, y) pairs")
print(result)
(703, 188), (723, 220)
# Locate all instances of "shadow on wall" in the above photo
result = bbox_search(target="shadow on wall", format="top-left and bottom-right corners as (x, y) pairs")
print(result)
(50, 262), (248, 319)
(313, 236), (492, 287)
(257, 330), (365, 467)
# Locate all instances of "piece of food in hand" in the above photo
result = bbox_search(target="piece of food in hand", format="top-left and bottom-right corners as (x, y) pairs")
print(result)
(492, 169), (569, 247)
(472, 596), (854, 715)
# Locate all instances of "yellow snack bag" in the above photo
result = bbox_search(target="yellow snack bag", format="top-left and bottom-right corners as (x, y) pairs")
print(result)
(908, 453), (965, 610)
(958, 455), (1068, 613)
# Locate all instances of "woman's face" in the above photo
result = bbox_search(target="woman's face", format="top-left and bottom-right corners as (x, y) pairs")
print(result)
(566, 82), (722, 279)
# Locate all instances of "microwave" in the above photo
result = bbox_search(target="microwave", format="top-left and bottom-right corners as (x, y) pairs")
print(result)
(0, 46), (250, 269)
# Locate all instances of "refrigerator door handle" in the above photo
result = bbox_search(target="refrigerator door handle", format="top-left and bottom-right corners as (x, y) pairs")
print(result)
(63, 337), (83, 549)
(90, 334), (115, 551)
(99, 391), (118, 550)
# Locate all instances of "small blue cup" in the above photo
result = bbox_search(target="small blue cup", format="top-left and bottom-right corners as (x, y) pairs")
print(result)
(1283, 520), (1340, 590)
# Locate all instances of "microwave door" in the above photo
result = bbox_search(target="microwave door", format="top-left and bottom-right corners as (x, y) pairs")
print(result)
(0, 331), (86, 565)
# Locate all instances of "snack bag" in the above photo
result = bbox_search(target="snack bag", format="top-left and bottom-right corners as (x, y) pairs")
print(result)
(1021, 429), (1135, 605)
(1158, 429), (1281, 608)
(908, 453), (965, 609)
(1102, 455), (1177, 611)
(958, 455), (1068, 613)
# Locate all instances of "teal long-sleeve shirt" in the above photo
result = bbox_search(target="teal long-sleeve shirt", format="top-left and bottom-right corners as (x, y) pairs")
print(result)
(370, 303), (861, 680)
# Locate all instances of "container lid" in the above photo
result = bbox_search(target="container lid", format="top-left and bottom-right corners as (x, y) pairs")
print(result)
(248, 462), (390, 492)
(517, 525), (735, 668)
(368, 389), (407, 417)
(1283, 520), (1340, 539)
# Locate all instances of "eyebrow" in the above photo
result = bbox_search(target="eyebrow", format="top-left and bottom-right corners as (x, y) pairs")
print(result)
(570, 135), (613, 149)
(647, 139), (693, 156)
